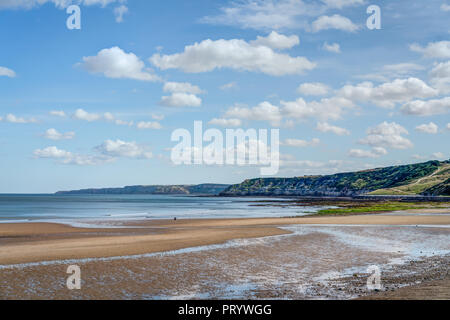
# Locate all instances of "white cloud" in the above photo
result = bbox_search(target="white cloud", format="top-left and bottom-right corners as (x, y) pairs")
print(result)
(429, 61), (450, 94)
(323, 42), (341, 53)
(311, 14), (359, 33)
(160, 92), (202, 107)
(281, 96), (354, 121)
(250, 31), (299, 49)
(34, 146), (72, 159)
(151, 114), (165, 121)
(200, 0), (320, 31)
(114, 4), (128, 23)
(33, 146), (110, 166)
(72, 109), (132, 125)
(95, 139), (153, 159)
(220, 82), (237, 90)
(223, 96), (354, 127)
(136, 121), (162, 130)
(432, 152), (446, 159)
(73, 109), (101, 122)
(0, 66), (16, 77)
(447, 123), (450, 130)
(49, 110), (66, 117)
(163, 81), (204, 94)
(357, 63), (425, 82)
(208, 118), (242, 127)
(200, 0), (365, 31)
(282, 138), (320, 147)
(1, 113), (37, 123)
(297, 82), (330, 96)
(441, 4), (450, 12)
(349, 147), (387, 158)
(44, 128), (75, 140)
(0, 0), (124, 9)
(359, 122), (413, 150)
(224, 102), (282, 126)
(149, 35), (316, 76)
(316, 122), (350, 136)
(339, 78), (438, 108)
(401, 97), (450, 116)
(410, 41), (450, 59)
(81, 47), (160, 81)
(322, 0), (365, 9)
(415, 122), (438, 134)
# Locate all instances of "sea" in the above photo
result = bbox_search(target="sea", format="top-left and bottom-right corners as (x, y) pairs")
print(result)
(0, 194), (326, 224)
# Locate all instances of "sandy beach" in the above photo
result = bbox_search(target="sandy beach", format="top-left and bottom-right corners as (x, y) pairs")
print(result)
(1, 211), (449, 299)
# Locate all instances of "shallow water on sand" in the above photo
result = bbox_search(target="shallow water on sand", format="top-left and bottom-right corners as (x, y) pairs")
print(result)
(1, 224), (449, 299)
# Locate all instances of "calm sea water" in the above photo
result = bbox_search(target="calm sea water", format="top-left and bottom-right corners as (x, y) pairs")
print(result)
(0, 194), (324, 223)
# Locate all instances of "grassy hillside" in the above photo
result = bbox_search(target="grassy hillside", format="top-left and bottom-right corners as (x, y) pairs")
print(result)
(369, 163), (450, 195)
(220, 160), (450, 197)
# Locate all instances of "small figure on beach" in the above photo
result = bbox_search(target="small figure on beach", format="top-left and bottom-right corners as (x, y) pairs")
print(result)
(174, 217), (177, 221)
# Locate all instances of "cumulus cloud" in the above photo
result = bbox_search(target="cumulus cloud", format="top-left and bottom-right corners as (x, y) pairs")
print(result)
(432, 152), (446, 159)
(136, 121), (162, 130)
(224, 102), (283, 126)
(357, 63), (425, 83)
(49, 110), (66, 117)
(316, 122), (350, 136)
(208, 118), (242, 127)
(323, 42), (341, 53)
(72, 109), (133, 125)
(34, 138), (153, 165)
(73, 109), (101, 122)
(359, 122), (413, 150)
(429, 61), (450, 94)
(339, 78), (438, 108)
(33, 146), (110, 166)
(114, 4), (128, 23)
(149, 35), (316, 76)
(282, 138), (320, 147)
(415, 122), (438, 134)
(95, 139), (153, 159)
(311, 14), (359, 33)
(163, 82), (204, 94)
(44, 128), (75, 140)
(321, 0), (365, 9)
(281, 96), (354, 121)
(297, 82), (330, 96)
(220, 82), (237, 90)
(250, 31), (299, 49)
(160, 92), (202, 107)
(222, 96), (354, 127)
(0, 0), (125, 9)
(80, 47), (160, 81)
(1, 113), (37, 123)
(442, 4), (450, 12)
(410, 41), (450, 59)
(349, 147), (387, 158)
(200, 0), (365, 31)
(401, 97), (450, 116)
(151, 114), (165, 121)
(0, 66), (16, 77)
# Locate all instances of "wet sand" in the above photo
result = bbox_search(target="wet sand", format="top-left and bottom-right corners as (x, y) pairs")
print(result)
(0, 211), (449, 299)
(1, 213), (450, 265)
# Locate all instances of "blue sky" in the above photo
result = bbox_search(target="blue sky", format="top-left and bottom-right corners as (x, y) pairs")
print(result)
(0, 0), (449, 193)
